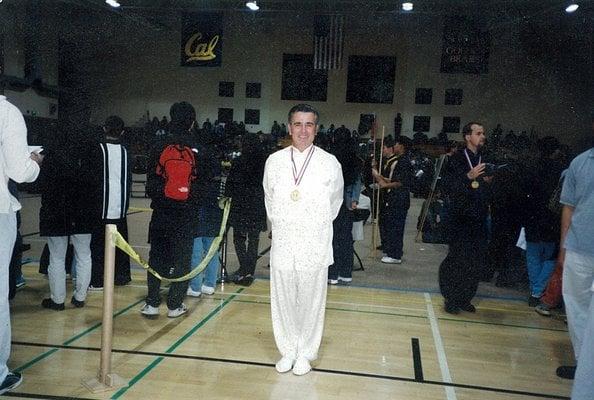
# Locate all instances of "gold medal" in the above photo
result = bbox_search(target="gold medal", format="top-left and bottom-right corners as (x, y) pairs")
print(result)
(471, 180), (480, 189)
(290, 189), (300, 201)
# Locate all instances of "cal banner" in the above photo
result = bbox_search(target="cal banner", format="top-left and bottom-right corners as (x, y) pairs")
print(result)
(181, 12), (223, 67)
(440, 16), (490, 74)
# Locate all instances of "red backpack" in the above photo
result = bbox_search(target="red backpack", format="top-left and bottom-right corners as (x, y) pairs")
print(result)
(156, 144), (197, 201)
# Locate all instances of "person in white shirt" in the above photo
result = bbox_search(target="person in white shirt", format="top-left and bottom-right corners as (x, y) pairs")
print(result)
(0, 95), (42, 394)
(263, 104), (343, 376)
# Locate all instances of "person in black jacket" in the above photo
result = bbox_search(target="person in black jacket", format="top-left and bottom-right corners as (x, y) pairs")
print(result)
(187, 128), (223, 297)
(328, 129), (361, 284)
(88, 115), (132, 290)
(226, 133), (267, 286)
(372, 135), (413, 264)
(523, 137), (565, 306)
(141, 102), (213, 318)
(39, 124), (98, 310)
(439, 122), (491, 314)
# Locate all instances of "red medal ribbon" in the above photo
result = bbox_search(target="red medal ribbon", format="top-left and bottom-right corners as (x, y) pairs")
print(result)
(291, 146), (315, 186)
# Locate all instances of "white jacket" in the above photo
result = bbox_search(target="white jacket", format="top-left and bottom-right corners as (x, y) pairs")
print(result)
(263, 145), (343, 270)
(0, 95), (40, 213)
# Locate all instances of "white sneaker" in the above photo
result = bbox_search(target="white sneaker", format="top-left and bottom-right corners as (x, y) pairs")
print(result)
(88, 285), (103, 292)
(381, 256), (402, 264)
(140, 303), (159, 317)
(338, 276), (352, 283)
(328, 279), (338, 285)
(292, 357), (312, 376)
(201, 285), (215, 295)
(187, 288), (202, 298)
(275, 356), (294, 373)
(168, 303), (188, 318)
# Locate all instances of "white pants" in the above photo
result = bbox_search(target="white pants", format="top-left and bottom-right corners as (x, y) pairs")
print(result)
(270, 267), (328, 361)
(562, 250), (594, 360)
(572, 290), (594, 400)
(47, 235), (92, 303)
(0, 212), (17, 382)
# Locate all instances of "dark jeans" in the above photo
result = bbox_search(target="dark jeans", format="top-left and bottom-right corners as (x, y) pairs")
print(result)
(233, 227), (260, 276)
(329, 205), (354, 280)
(8, 231), (22, 300)
(379, 204), (408, 259)
(439, 220), (487, 307)
(90, 220), (131, 287)
(146, 229), (193, 310)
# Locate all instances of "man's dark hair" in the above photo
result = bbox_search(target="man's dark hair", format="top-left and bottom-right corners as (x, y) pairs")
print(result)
(287, 104), (319, 124)
(383, 135), (395, 148)
(396, 135), (412, 150)
(104, 115), (125, 135)
(461, 122), (483, 139)
(169, 101), (196, 133)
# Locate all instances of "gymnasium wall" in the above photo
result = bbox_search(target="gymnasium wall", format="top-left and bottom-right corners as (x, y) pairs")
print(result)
(1, 2), (592, 148)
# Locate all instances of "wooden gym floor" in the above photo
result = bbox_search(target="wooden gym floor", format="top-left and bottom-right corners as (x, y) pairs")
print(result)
(6, 195), (574, 400)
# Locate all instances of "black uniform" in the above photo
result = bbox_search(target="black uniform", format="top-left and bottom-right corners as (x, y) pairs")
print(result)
(439, 148), (490, 310)
(379, 153), (412, 260)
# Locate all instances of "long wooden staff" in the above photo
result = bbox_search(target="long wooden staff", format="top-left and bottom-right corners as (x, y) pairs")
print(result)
(415, 154), (446, 242)
(371, 126), (385, 259)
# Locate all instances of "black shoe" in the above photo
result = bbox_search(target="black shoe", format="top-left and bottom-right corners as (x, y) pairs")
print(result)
(0, 372), (23, 395)
(528, 296), (540, 307)
(41, 298), (65, 311)
(556, 365), (576, 379)
(236, 275), (254, 287)
(114, 278), (131, 286)
(444, 303), (460, 314)
(71, 297), (85, 308)
(460, 303), (476, 313)
(230, 270), (243, 283)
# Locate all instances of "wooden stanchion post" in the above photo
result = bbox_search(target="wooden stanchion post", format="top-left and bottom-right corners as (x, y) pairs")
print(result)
(371, 127), (385, 260)
(83, 224), (127, 393)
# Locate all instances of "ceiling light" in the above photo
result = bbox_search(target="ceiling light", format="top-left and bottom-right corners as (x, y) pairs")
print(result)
(246, 1), (259, 11)
(402, 2), (413, 11)
(565, 3), (579, 12)
(105, 0), (121, 8)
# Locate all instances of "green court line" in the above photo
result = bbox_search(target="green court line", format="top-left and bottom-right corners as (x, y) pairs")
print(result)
(232, 298), (568, 333)
(111, 288), (244, 399)
(14, 298), (145, 373)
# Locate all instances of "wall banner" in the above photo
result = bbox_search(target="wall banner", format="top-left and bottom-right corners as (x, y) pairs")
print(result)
(181, 12), (223, 67)
(440, 16), (490, 74)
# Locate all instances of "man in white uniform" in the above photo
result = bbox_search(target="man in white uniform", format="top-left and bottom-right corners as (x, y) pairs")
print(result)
(0, 95), (42, 394)
(263, 104), (343, 376)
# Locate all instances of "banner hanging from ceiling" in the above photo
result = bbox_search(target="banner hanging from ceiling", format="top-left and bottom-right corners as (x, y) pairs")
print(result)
(181, 12), (223, 67)
(440, 16), (490, 74)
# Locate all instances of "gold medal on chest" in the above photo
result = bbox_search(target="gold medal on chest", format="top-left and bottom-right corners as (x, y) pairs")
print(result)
(290, 189), (300, 201)
(471, 180), (480, 189)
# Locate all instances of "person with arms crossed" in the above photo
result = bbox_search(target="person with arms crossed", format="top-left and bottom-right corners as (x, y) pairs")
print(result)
(263, 104), (343, 376)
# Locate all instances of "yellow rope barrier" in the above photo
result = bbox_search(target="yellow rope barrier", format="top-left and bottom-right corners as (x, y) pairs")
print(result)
(112, 198), (231, 283)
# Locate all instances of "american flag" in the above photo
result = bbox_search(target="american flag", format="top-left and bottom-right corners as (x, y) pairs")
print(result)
(313, 15), (344, 70)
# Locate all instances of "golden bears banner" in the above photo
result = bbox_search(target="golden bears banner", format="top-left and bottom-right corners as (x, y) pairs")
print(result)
(440, 16), (490, 74)
(181, 12), (223, 67)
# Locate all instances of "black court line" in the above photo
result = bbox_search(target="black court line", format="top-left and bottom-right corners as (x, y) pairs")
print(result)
(411, 337), (424, 382)
(5, 392), (95, 400)
(257, 245), (271, 260)
(21, 231), (40, 238)
(12, 341), (570, 400)
(126, 210), (144, 216)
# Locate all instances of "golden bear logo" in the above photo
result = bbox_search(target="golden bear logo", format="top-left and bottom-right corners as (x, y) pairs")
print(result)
(184, 33), (219, 62)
